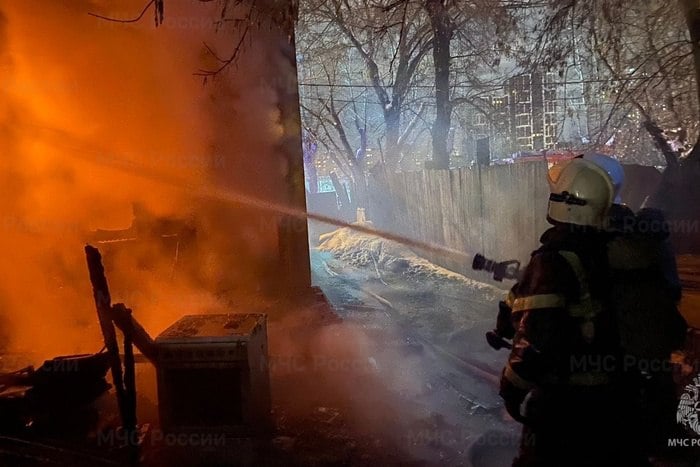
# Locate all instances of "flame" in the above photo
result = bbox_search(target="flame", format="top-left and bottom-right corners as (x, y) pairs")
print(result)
(0, 0), (273, 359)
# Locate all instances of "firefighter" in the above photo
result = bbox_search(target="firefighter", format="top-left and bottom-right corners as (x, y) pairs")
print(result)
(583, 154), (687, 460)
(499, 157), (650, 467)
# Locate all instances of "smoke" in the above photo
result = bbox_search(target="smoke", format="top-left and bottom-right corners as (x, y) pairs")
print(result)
(0, 0), (246, 357)
(0, 0), (360, 375)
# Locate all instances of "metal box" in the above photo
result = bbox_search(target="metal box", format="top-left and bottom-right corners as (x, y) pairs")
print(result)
(154, 313), (271, 435)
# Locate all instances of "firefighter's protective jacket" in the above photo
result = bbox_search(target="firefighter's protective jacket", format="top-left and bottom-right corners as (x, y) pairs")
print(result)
(499, 225), (621, 419)
(499, 221), (660, 466)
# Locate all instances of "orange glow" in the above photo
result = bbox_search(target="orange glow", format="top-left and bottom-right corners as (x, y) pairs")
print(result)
(0, 0), (285, 359)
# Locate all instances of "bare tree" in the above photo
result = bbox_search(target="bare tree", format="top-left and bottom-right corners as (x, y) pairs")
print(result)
(521, 1), (697, 161)
(386, 0), (517, 168)
(523, 0), (700, 251)
(301, 0), (434, 170)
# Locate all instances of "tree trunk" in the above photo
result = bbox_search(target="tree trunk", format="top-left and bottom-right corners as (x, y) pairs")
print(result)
(678, 0), (700, 163)
(276, 11), (312, 290)
(680, 0), (700, 127)
(352, 166), (368, 211)
(656, 0), (700, 253)
(384, 106), (402, 170)
(330, 171), (353, 220)
(426, 0), (453, 170)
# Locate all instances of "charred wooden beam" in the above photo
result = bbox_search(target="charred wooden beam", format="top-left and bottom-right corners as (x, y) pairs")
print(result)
(84, 246), (136, 434)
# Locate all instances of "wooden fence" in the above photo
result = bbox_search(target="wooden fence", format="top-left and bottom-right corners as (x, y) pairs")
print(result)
(368, 163), (552, 276)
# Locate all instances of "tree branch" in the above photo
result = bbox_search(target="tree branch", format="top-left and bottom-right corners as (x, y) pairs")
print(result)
(89, 0), (162, 25)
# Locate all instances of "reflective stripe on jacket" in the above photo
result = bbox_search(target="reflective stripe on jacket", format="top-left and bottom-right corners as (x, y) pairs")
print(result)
(501, 227), (619, 390)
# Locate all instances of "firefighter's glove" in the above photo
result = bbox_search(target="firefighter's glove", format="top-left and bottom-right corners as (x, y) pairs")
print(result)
(499, 377), (529, 424)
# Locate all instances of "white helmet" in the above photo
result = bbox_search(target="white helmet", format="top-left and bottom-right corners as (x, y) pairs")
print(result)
(547, 158), (615, 228)
(582, 153), (625, 203)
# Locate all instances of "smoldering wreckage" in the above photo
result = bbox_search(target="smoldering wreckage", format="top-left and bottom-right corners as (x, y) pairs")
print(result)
(0, 208), (501, 466)
(0, 212), (350, 466)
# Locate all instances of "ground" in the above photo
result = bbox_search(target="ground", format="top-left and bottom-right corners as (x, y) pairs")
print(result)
(293, 224), (520, 465)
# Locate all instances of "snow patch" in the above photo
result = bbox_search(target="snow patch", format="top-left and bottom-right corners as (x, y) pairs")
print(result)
(318, 225), (501, 295)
